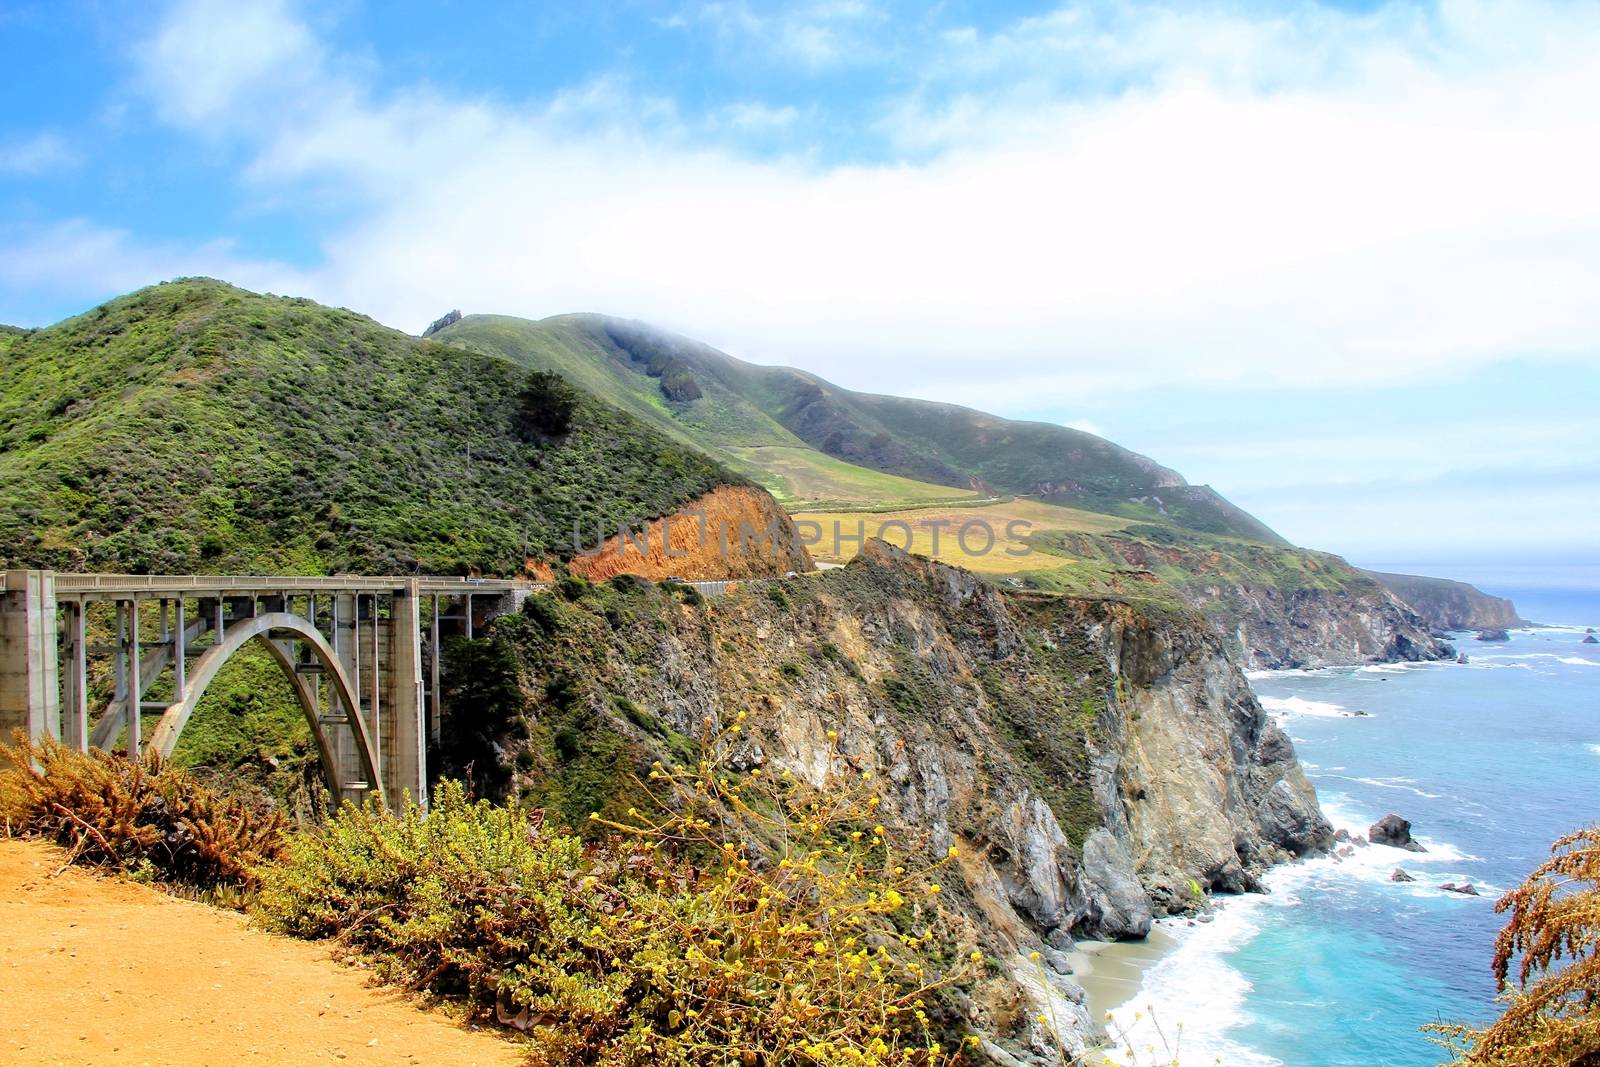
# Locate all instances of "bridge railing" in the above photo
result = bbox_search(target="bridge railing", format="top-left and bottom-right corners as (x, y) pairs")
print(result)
(23, 573), (528, 597)
(11, 574), (759, 597)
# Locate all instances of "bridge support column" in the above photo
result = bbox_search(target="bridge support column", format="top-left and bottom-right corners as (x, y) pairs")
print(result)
(330, 593), (365, 803)
(0, 570), (60, 752)
(382, 580), (427, 810)
(62, 600), (87, 751)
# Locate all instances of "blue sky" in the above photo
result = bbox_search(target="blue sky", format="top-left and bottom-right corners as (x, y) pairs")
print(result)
(2, 0), (1597, 589)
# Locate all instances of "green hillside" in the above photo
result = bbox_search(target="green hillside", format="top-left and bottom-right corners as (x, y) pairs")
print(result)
(0, 280), (734, 575)
(437, 313), (1283, 541)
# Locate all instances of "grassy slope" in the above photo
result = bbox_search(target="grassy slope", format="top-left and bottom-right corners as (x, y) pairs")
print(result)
(435, 312), (1427, 654)
(436, 314), (968, 511)
(796, 498), (1131, 574)
(0, 281), (734, 575)
(439, 314), (1282, 541)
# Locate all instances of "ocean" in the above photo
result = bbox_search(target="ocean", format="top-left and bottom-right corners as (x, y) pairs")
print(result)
(1106, 595), (1600, 1067)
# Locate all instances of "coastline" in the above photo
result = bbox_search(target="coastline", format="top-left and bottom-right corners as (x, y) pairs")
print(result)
(1068, 621), (1598, 1065)
(1067, 926), (1181, 1050)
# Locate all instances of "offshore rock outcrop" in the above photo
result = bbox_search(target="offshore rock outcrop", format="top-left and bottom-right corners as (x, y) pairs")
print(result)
(467, 539), (1330, 1054)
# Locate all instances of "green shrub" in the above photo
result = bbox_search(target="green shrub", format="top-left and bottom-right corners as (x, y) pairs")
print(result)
(437, 636), (526, 799)
(256, 721), (980, 1066)
(0, 734), (285, 893)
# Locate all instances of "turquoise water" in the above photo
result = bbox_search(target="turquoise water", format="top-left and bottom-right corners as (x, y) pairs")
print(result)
(1109, 601), (1600, 1066)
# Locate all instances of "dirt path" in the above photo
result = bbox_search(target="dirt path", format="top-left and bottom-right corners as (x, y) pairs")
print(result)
(0, 839), (524, 1066)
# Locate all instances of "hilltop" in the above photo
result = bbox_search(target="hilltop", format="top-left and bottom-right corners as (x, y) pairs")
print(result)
(433, 311), (1471, 667)
(436, 314), (1283, 541)
(0, 280), (746, 576)
(0, 279), (1494, 668)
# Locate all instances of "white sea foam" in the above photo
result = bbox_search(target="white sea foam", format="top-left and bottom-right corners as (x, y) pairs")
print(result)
(1246, 667), (1326, 681)
(1589, 743), (1600, 757)
(1319, 799), (1479, 865)
(1106, 908), (1280, 1067)
(1310, 773), (1444, 800)
(1107, 796), (1487, 1065)
(1465, 651), (1595, 671)
(1259, 695), (1371, 721)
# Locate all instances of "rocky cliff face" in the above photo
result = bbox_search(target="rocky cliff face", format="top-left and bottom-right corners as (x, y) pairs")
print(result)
(1366, 570), (1525, 631)
(1047, 532), (1453, 670)
(565, 484), (813, 582)
(465, 539), (1330, 1055)
(1191, 579), (1451, 670)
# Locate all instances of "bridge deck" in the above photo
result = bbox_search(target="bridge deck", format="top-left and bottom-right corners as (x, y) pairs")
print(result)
(7, 573), (528, 600)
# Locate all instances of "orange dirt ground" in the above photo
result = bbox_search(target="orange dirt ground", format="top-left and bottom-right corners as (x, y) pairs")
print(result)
(0, 838), (524, 1067)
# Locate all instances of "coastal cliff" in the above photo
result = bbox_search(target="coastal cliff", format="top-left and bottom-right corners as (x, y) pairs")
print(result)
(1366, 570), (1526, 631)
(458, 540), (1330, 1054)
(1039, 530), (1452, 670)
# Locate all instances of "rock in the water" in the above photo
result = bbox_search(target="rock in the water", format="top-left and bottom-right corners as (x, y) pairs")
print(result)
(1475, 628), (1511, 642)
(1333, 828), (1351, 843)
(1439, 882), (1480, 896)
(1390, 868), (1416, 882)
(1584, 634), (1598, 645)
(1369, 814), (1428, 853)
(1338, 846), (1355, 857)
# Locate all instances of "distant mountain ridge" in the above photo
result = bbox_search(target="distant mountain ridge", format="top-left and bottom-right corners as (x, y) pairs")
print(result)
(435, 313), (1285, 543)
(1366, 571), (1526, 631)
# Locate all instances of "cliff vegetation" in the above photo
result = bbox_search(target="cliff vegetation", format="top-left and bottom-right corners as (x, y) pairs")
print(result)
(0, 280), (734, 575)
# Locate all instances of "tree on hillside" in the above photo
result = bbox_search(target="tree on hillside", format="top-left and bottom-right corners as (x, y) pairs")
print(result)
(515, 369), (577, 441)
(1429, 825), (1600, 1065)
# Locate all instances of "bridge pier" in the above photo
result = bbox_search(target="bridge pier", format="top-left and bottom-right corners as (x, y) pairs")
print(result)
(0, 570), (60, 751)
(382, 582), (425, 808)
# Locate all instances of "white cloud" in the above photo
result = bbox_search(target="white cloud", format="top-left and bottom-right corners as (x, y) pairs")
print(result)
(1233, 474), (1600, 559)
(0, 219), (297, 322)
(0, 132), (80, 175)
(138, 0), (321, 125)
(110, 0), (1600, 413)
(687, 1), (885, 69)
(713, 101), (801, 132)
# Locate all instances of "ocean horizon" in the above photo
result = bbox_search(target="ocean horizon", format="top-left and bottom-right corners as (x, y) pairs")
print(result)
(1103, 595), (1600, 1066)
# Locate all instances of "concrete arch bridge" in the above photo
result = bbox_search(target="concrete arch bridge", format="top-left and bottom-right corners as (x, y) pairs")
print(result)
(0, 571), (533, 810)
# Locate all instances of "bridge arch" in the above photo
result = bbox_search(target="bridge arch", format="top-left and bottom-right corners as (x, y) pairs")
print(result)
(146, 612), (385, 806)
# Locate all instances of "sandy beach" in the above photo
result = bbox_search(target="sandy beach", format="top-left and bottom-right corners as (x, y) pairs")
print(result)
(1068, 925), (1180, 1024)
